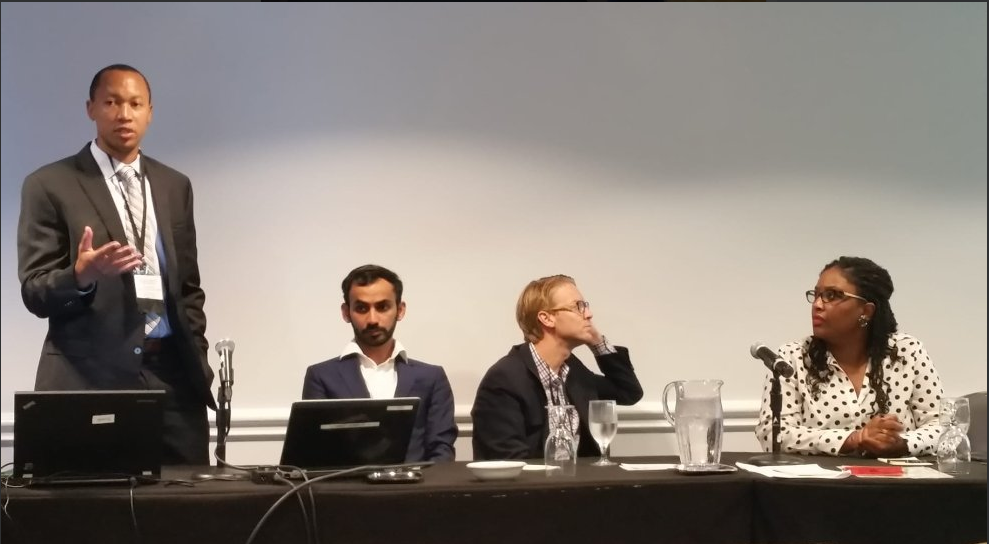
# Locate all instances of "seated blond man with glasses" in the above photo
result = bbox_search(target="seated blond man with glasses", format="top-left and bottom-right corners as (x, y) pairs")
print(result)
(470, 274), (643, 460)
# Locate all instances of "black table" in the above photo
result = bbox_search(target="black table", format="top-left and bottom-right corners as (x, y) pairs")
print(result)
(2, 453), (984, 544)
(749, 455), (987, 544)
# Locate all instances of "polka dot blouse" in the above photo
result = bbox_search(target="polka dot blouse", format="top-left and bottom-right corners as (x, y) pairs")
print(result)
(755, 333), (943, 456)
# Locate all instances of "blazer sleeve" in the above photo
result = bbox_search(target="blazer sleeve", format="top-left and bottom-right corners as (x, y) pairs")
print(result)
(422, 367), (458, 462)
(173, 178), (208, 358)
(471, 367), (532, 460)
(589, 347), (644, 405)
(17, 173), (95, 318)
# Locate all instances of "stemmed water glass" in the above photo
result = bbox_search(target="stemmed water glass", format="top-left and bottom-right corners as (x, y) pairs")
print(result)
(589, 400), (618, 467)
(951, 398), (971, 433)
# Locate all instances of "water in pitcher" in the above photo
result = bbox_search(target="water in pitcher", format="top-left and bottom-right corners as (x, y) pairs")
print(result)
(673, 398), (724, 468)
(662, 379), (725, 470)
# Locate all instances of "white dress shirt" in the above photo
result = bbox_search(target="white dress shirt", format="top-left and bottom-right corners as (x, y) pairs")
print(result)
(89, 141), (171, 337)
(341, 339), (407, 400)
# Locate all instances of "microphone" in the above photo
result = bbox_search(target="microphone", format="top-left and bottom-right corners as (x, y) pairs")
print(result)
(750, 343), (794, 378)
(216, 338), (235, 402)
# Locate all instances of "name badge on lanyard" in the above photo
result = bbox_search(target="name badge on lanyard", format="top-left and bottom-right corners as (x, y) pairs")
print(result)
(134, 267), (164, 302)
(111, 152), (164, 306)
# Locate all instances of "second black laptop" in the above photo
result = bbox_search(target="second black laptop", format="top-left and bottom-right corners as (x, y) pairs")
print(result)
(279, 397), (420, 471)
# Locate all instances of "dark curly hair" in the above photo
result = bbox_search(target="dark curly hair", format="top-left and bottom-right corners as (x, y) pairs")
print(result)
(806, 256), (899, 416)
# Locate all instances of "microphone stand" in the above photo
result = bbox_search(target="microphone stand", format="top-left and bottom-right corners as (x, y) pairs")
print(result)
(215, 376), (231, 465)
(192, 341), (249, 480)
(748, 371), (805, 466)
(191, 378), (243, 480)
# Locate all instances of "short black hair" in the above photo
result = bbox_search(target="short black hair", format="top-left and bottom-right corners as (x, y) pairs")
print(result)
(89, 64), (152, 102)
(341, 265), (403, 305)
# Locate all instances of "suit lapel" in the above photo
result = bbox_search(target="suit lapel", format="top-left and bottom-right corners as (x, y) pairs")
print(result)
(338, 356), (372, 398)
(394, 359), (417, 398)
(564, 360), (591, 427)
(517, 344), (548, 406)
(517, 344), (552, 444)
(518, 344), (542, 382)
(74, 146), (128, 244)
(142, 158), (178, 282)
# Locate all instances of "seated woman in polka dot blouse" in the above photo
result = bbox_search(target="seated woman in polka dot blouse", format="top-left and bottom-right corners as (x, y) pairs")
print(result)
(755, 256), (943, 457)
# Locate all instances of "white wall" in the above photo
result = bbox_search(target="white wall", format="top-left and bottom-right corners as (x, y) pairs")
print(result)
(2, 3), (986, 463)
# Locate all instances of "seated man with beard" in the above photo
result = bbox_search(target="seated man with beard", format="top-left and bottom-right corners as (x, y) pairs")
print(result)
(301, 265), (457, 462)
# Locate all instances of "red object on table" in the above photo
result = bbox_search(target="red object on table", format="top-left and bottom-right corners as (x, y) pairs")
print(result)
(844, 465), (904, 476)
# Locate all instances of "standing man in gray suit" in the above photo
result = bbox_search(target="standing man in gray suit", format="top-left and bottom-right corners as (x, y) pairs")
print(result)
(17, 64), (215, 464)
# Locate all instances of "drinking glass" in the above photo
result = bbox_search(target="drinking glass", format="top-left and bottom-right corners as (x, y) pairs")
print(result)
(937, 397), (972, 475)
(936, 425), (971, 475)
(954, 398), (970, 434)
(940, 397), (971, 433)
(545, 404), (578, 476)
(588, 400), (618, 467)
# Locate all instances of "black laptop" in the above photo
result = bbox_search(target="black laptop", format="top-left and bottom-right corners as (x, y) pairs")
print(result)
(279, 397), (420, 473)
(13, 390), (166, 484)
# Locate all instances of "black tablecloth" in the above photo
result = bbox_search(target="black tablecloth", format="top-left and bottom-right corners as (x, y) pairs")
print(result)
(2, 453), (985, 544)
(749, 455), (987, 544)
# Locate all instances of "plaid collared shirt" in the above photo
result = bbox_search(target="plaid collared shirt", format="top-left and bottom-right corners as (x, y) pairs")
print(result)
(529, 343), (580, 440)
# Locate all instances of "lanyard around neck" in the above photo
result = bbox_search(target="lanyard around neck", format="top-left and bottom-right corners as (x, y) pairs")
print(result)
(109, 153), (148, 255)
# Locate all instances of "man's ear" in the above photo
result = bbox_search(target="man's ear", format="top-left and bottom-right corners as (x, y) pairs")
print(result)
(340, 303), (351, 323)
(397, 301), (407, 322)
(537, 310), (555, 329)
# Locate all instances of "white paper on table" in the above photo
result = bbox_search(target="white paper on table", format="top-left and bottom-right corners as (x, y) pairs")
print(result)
(901, 467), (954, 479)
(878, 456), (934, 467)
(522, 464), (558, 472)
(619, 463), (678, 471)
(735, 462), (850, 479)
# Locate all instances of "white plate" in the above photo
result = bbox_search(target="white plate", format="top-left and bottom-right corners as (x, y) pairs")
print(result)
(466, 461), (527, 481)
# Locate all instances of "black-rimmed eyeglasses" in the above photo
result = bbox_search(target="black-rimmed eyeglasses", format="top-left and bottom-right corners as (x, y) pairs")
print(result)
(805, 289), (868, 304)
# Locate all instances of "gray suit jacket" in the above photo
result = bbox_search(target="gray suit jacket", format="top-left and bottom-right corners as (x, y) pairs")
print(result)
(17, 144), (215, 408)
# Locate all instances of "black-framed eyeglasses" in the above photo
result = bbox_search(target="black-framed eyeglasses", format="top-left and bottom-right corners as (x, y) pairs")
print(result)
(805, 289), (868, 304)
(548, 300), (590, 315)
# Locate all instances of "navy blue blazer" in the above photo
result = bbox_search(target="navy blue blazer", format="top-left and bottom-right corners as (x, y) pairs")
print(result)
(302, 354), (457, 462)
(471, 343), (643, 461)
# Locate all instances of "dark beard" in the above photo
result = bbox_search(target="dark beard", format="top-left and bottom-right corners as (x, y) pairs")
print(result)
(353, 323), (396, 348)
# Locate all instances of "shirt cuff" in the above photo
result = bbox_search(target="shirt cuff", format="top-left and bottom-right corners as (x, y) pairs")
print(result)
(77, 282), (96, 296)
(590, 336), (617, 356)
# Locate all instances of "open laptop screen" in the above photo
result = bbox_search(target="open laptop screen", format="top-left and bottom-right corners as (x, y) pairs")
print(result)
(13, 390), (166, 482)
(279, 397), (420, 470)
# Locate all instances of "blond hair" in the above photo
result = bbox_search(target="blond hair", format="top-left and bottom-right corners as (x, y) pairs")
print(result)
(515, 275), (575, 342)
